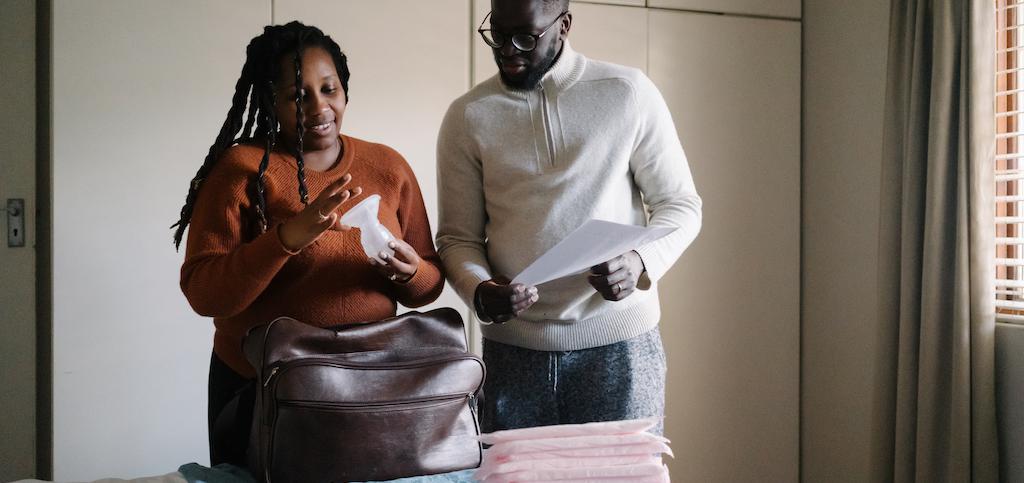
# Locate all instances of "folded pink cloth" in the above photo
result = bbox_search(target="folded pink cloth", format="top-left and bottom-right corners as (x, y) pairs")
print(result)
(475, 455), (661, 480)
(480, 462), (669, 482)
(493, 441), (674, 462)
(476, 419), (673, 483)
(484, 432), (669, 460)
(478, 418), (659, 445)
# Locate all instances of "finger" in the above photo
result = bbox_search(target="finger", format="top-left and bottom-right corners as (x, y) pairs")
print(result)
(368, 258), (398, 279)
(611, 285), (636, 301)
(323, 173), (353, 197)
(512, 292), (539, 314)
(606, 256), (626, 273)
(588, 273), (624, 300)
(321, 187), (357, 213)
(508, 283), (535, 296)
(368, 257), (385, 271)
(604, 269), (632, 286)
(379, 251), (415, 277)
(311, 192), (351, 225)
(611, 279), (636, 300)
(387, 240), (419, 264)
(588, 273), (614, 291)
(590, 259), (620, 275)
(311, 174), (352, 207)
(510, 286), (537, 304)
(314, 212), (338, 230)
(329, 222), (354, 232)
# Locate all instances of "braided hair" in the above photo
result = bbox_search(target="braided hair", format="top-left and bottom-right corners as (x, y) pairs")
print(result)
(171, 21), (350, 249)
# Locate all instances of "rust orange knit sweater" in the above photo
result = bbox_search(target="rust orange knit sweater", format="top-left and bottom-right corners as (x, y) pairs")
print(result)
(181, 134), (445, 378)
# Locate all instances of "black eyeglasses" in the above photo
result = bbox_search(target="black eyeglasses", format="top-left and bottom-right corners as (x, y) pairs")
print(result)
(477, 10), (569, 53)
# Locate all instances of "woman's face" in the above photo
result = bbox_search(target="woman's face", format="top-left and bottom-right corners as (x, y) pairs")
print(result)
(274, 46), (347, 155)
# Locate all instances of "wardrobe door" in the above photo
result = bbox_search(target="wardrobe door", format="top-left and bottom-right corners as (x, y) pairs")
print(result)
(649, 0), (800, 19)
(0, 0), (37, 480)
(51, 1), (268, 479)
(649, 9), (801, 481)
(274, 0), (472, 315)
(577, 0), (644, 6)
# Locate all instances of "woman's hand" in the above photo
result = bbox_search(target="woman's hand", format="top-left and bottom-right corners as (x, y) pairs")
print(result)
(369, 239), (420, 283)
(278, 174), (362, 252)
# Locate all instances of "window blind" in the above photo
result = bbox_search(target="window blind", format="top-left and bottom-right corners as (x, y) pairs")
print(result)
(997, 0), (1024, 323)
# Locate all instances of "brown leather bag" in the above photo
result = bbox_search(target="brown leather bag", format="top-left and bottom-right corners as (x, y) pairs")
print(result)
(242, 308), (485, 483)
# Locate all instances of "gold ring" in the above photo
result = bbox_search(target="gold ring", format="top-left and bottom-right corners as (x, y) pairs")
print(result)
(615, 282), (621, 293)
(317, 210), (329, 221)
(389, 273), (398, 281)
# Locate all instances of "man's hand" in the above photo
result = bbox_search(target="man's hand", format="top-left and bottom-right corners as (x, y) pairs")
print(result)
(588, 250), (645, 301)
(474, 276), (538, 323)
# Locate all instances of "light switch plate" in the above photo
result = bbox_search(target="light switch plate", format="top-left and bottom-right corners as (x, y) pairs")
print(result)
(7, 198), (25, 247)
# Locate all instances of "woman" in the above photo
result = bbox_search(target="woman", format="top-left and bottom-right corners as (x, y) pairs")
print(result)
(172, 21), (445, 466)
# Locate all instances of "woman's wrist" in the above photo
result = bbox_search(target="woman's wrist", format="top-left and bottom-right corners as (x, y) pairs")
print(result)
(276, 223), (303, 254)
(392, 267), (417, 284)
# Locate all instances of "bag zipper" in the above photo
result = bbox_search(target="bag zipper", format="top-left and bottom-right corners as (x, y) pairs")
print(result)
(276, 392), (471, 412)
(262, 352), (483, 390)
(264, 353), (484, 427)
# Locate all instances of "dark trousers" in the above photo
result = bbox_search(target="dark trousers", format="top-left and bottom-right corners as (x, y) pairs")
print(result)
(481, 328), (667, 436)
(208, 352), (255, 467)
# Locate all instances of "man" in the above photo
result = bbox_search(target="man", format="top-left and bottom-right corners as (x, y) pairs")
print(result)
(436, 0), (701, 434)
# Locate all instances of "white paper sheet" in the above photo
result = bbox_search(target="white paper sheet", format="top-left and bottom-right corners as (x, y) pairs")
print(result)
(511, 220), (676, 287)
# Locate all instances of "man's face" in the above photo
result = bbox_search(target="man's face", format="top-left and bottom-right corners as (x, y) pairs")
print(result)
(489, 0), (570, 89)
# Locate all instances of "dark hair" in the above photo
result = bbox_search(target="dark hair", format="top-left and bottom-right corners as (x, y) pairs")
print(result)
(171, 21), (350, 249)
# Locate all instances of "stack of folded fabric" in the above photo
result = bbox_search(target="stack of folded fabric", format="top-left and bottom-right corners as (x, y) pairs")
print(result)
(474, 418), (672, 483)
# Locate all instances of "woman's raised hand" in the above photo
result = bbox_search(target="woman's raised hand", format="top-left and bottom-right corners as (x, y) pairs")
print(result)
(278, 174), (362, 252)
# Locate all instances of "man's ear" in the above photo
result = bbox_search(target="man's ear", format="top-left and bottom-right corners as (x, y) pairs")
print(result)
(560, 12), (573, 39)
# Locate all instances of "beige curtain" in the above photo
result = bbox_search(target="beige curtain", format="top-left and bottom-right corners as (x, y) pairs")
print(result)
(878, 0), (998, 481)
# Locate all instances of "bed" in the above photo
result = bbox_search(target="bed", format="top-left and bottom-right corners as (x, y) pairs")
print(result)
(13, 464), (476, 483)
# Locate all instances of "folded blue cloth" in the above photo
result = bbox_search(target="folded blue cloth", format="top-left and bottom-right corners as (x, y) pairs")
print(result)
(177, 463), (476, 483)
(361, 469), (476, 483)
(177, 463), (256, 483)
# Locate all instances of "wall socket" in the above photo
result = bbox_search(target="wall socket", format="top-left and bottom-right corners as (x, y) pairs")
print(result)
(7, 198), (25, 247)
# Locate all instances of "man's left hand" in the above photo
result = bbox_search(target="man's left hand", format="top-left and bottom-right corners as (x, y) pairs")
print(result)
(588, 250), (645, 302)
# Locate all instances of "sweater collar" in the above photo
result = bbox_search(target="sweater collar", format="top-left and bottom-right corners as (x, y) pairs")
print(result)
(499, 41), (585, 97)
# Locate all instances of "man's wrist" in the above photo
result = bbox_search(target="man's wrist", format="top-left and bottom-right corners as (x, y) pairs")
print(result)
(632, 250), (647, 274)
(474, 282), (493, 323)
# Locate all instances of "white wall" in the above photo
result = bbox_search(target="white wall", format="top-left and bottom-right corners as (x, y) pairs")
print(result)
(51, 1), (266, 479)
(801, 0), (893, 481)
(0, 0), (37, 480)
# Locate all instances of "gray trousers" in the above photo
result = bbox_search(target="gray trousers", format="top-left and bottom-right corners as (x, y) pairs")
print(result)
(480, 327), (666, 435)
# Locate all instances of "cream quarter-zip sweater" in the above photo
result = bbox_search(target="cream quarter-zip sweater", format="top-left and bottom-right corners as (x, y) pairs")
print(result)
(436, 43), (701, 351)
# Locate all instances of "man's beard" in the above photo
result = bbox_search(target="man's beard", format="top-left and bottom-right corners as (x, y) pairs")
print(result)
(498, 41), (561, 90)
